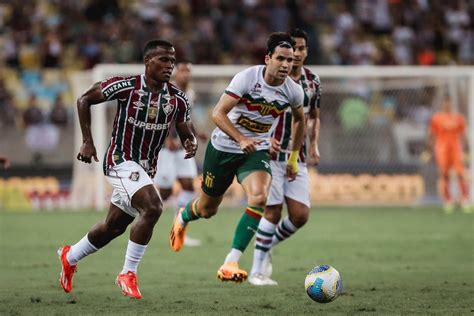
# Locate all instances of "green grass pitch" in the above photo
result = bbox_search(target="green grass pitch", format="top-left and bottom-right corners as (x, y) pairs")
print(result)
(0, 207), (473, 315)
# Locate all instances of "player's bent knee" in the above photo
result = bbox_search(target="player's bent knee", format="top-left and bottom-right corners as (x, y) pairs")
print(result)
(248, 193), (268, 208)
(289, 211), (309, 228)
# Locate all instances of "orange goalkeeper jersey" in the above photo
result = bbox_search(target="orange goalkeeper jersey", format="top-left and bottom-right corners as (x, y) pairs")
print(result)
(430, 112), (465, 149)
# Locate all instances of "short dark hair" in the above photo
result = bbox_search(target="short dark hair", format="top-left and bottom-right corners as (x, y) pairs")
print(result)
(288, 28), (308, 43)
(143, 40), (174, 58)
(266, 32), (295, 56)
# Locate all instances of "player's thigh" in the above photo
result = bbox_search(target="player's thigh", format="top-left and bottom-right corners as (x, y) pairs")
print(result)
(266, 160), (286, 206)
(201, 142), (240, 197)
(131, 183), (162, 214)
(154, 149), (177, 189)
(283, 163), (311, 209)
(106, 160), (154, 218)
(104, 202), (135, 230)
(238, 150), (272, 199)
(175, 150), (198, 179)
(452, 150), (465, 176)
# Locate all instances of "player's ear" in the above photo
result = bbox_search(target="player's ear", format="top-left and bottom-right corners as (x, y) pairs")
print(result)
(265, 54), (270, 65)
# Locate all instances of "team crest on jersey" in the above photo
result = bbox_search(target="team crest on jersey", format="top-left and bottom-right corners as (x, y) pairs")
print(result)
(148, 107), (158, 119)
(162, 103), (173, 116)
(129, 171), (140, 181)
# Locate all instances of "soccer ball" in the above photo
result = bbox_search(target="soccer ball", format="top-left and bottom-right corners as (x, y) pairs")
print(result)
(304, 265), (342, 303)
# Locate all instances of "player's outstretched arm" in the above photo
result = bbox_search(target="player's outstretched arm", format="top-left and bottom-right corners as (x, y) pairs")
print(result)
(176, 121), (197, 159)
(76, 82), (107, 164)
(212, 93), (260, 154)
(286, 105), (305, 181)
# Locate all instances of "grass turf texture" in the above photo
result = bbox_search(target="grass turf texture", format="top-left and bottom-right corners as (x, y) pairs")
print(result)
(0, 207), (473, 315)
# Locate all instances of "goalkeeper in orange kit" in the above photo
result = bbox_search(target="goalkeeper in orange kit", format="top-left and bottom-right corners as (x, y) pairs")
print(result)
(428, 96), (470, 213)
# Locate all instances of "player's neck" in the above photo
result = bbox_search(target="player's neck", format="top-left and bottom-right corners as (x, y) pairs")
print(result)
(144, 76), (165, 92)
(290, 66), (303, 81)
(263, 67), (285, 86)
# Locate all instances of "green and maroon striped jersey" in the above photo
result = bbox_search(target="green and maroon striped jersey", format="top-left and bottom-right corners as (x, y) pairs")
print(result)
(100, 74), (191, 177)
(272, 67), (321, 163)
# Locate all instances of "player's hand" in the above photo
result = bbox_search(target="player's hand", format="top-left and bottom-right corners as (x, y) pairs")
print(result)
(286, 162), (298, 182)
(268, 138), (281, 155)
(77, 140), (98, 164)
(165, 137), (180, 151)
(307, 144), (320, 166)
(239, 137), (263, 154)
(183, 137), (198, 159)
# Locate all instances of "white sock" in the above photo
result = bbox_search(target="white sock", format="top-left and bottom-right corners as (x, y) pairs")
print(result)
(224, 248), (242, 264)
(67, 234), (99, 265)
(176, 190), (195, 210)
(251, 218), (277, 275)
(121, 240), (147, 274)
(271, 216), (297, 247)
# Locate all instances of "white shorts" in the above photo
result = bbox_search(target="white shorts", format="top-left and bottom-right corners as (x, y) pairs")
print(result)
(106, 160), (154, 218)
(154, 148), (198, 188)
(267, 160), (310, 208)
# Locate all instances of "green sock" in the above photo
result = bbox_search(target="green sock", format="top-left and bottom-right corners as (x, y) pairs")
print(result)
(181, 199), (200, 223)
(231, 206), (264, 251)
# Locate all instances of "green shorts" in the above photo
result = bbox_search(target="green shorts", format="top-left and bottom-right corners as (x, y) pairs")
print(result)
(201, 142), (272, 197)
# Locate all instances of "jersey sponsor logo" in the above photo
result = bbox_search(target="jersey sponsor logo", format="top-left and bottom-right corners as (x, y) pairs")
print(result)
(204, 172), (215, 188)
(127, 117), (170, 130)
(251, 83), (262, 93)
(237, 115), (272, 133)
(129, 171), (140, 181)
(240, 96), (288, 118)
(133, 100), (146, 110)
(103, 80), (133, 98)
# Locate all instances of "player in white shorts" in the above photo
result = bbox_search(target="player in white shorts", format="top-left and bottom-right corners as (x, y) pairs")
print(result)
(154, 61), (207, 247)
(249, 29), (322, 285)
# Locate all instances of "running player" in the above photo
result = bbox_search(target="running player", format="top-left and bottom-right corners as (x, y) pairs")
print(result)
(248, 28), (322, 285)
(169, 32), (306, 283)
(154, 61), (206, 247)
(57, 40), (197, 299)
(429, 96), (470, 213)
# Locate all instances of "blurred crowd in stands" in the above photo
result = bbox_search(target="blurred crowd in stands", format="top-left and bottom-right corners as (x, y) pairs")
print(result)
(0, 0), (472, 129)
(1, 0), (472, 69)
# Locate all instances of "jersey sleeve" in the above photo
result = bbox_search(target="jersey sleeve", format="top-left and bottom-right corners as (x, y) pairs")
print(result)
(459, 115), (466, 134)
(100, 76), (135, 101)
(175, 91), (191, 123)
(290, 83), (304, 109)
(310, 74), (322, 110)
(224, 68), (252, 99)
(429, 116), (437, 136)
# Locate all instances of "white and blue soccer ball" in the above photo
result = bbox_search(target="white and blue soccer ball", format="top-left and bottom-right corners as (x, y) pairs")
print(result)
(304, 265), (342, 303)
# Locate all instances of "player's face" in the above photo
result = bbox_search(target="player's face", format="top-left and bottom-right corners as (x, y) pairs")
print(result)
(265, 46), (294, 81)
(441, 98), (453, 112)
(175, 63), (192, 84)
(292, 37), (308, 68)
(145, 47), (176, 82)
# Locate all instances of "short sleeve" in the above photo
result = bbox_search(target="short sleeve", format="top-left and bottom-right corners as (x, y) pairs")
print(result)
(290, 84), (304, 109)
(100, 76), (135, 101)
(224, 68), (252, 99)
(175, 91), (191, 123)
(429, 116), (437, 135)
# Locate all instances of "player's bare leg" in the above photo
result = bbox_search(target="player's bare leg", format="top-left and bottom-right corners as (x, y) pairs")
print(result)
(456, 172), (471, 213)
(439, 171), (454, 214)
(114, 184), (163, 299)
(170, 191), (222, 251)
(219, 171), (271, 283)
(58, 203), (134, 293)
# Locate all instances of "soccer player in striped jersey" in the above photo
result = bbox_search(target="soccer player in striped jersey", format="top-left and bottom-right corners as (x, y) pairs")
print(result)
(249, 29), (322, 285)
(57, 40), (197, 299)
(170, 32), (306, 283)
